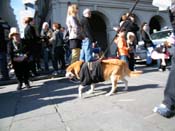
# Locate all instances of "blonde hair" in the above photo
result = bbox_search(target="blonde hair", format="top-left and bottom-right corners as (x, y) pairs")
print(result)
(67, 4), (78, 17)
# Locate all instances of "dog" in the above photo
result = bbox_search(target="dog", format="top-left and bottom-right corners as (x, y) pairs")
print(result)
(66, 59), (142, 98)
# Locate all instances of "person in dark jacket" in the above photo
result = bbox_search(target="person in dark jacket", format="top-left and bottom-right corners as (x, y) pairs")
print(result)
(153, 5), (175, 118)
(49, 23), (65, 75)
(0, 17), (9, 81)
(153, 36), (175, 118)
(8, 27), (31, 90)
(80, 8), (95, 62)
(24, 17), (39, 76)
(169, 4), (175, 35)
(140, 22), (154, 65)
(121, 14), (139, 40)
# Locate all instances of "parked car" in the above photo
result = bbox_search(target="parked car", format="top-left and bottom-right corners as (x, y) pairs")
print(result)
(135, 29), (173, 60)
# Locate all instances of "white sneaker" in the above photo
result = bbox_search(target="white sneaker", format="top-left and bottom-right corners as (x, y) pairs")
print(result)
(52, 71), (58, 76)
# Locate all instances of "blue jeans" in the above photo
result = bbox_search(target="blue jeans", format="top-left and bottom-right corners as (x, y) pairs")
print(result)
(43, 47), (52, 71)
(80, 38), (92, 62)
(119, 55), (129, 64)
(0, 52), (9, 79)
(146, 47), (154, 65)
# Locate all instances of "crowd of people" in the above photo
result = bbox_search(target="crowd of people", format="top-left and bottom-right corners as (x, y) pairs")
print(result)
(0, 4), (173, 83)
(0, 3), (175, 118)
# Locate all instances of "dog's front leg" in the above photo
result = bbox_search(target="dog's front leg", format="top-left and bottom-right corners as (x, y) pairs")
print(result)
(86, 84), (95, 94)
(78, 85), (84, 98)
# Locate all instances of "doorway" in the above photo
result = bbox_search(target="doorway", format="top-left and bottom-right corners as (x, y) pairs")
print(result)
(89, 11), (107, 52)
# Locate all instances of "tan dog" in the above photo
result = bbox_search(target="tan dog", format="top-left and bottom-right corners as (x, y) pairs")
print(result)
(66, 59), (142, 98)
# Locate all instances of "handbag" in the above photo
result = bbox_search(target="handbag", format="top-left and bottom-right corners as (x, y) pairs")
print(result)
(13, 55), (26, 62)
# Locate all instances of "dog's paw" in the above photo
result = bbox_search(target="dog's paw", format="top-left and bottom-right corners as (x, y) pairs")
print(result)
(105, 93), (113, 96)
(86, 90), (94, 95)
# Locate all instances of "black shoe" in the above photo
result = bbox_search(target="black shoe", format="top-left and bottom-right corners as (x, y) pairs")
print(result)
(25, 84), (31, 88)
(17, 83), (22, 90)
(25, 81), (31, 88)
(25, 82), (31, 88)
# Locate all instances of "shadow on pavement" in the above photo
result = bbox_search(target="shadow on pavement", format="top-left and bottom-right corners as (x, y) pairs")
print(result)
(84, 83), (161, 99)
(0, 78), (78, 119)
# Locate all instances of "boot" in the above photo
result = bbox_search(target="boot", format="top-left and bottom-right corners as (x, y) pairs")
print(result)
(25, 81), (31, 88)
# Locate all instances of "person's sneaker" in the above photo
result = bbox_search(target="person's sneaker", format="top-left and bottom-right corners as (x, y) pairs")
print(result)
(52, 71), (58, 76)
(158, 68), (163, 72)
(153, 104), (174, 118)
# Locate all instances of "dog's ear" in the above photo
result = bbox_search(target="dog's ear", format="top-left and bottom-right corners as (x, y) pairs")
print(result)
(74, 61), (84, 79)
(66, 61), (84, 79)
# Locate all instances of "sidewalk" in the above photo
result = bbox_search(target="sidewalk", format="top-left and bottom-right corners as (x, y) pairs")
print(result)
(0, 65), (175, 131)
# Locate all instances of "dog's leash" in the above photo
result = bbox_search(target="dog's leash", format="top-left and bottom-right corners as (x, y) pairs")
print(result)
(99, 0), (140, 60)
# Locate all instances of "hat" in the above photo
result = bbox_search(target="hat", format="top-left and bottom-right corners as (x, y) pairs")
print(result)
(9, 27), (20, 39)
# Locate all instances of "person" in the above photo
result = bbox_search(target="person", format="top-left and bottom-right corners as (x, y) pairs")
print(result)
(49, 23), (65, 75)
(66, 4), (83, 64)
(122, 13), (139, 40)
(80, 8), (95, 62)
(127, 32), (136, 71)
(62, 26), (71, 65)
(40, 22), (53, 71)
(169, 2), (175, 35)
(114, 28), (129, 64)
(8, 27), (31, 90)
(24, 17), (39, 76)
(151, 42), (168, 71)
(140, 22), (154, 65)
(0, 17), (9, 81)
(153, 3), (175, 118)
(92, 42), (102, 60)
(153, 36), (175, 118)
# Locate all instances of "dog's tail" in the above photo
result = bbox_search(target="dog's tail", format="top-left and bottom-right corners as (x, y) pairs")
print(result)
(124, 62), (142, 77)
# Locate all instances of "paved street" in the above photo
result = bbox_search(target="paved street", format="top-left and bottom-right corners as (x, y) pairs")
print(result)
(0, 64), (175, 131)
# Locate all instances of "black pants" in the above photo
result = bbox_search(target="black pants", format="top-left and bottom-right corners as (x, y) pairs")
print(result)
(163, 67), (175, 110)
(52, 46), (65, 71)
(128, 53), (135, 71)
(13, 61), (30, 84)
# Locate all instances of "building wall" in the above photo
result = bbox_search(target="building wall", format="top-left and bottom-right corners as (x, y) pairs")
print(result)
(35, 0), (171, 55)
(0, 0), (17, 27)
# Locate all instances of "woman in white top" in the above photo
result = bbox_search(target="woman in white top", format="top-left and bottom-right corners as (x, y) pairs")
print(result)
(66, 4), (83, 64)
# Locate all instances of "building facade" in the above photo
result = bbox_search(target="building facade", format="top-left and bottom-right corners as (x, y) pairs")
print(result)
(0, 0), (17, 40)
(35, 0), (171, 55)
